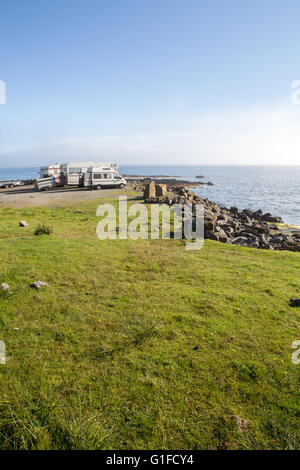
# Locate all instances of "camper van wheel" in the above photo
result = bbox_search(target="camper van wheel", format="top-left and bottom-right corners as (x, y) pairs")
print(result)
(95, 185), (102, 190)
(119, 183), (124, 188)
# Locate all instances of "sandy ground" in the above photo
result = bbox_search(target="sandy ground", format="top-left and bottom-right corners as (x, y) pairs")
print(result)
(0, 185), (127, 208)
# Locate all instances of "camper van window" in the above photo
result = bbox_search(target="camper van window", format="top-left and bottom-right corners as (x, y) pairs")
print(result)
(69, 168), (81, 174)
(93, 173), (102, 180)
(103, 173), (113, 179)
(114, 174), (122, 179)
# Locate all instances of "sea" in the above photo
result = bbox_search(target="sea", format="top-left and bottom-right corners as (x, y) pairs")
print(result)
(0, 165), (299, 226)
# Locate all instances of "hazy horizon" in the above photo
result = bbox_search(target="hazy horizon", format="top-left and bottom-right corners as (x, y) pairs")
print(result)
(1, 163), (300, 169)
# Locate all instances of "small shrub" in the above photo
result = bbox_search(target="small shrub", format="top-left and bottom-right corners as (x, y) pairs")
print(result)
(34, 224), (53, 236)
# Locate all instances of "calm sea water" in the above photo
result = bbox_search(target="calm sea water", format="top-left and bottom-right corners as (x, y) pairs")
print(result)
(0, 165), (299, 225)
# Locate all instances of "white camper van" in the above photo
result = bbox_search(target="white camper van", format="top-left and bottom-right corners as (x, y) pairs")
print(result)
(83, 167), (126, 190)
(61, 161), (118, 186)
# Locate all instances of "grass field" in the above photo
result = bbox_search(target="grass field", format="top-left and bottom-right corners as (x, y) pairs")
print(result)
(0, 193), (299, 450)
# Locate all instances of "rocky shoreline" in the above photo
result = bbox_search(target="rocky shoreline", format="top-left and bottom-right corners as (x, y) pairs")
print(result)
(143, 182), (300, 252)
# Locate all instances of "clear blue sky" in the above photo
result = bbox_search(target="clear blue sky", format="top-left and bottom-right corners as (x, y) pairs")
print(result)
(1, 0), (300, 166)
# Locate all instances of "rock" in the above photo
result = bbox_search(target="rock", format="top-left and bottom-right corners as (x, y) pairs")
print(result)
(19, 221), (28, 227)
(253, 209), (263, 218)
(204, 209), (217, 233)
(242, 209), (255, 219)
(232, 236), (250, 246)
(240, 214), (251, 224)
(238, 233), (259, 247)
(259, 233), (270, 244)
(217, 214), (229, 224)
(223, 225), (234, 235)
(288, 241), (300, 252)
(252, 223), (269, 234)
(144, 180), (156, 199)
(30, 281), (49, 289)
(230, 415), (250, 432)
(239, 231), (255, 240)
(161, 185), (294, 252)
(176, 186), (187, 196)
(144, 197), (159, 204)
(186, 190), (194, 200)
(290, 298), (300, 307)
(155, 183), (167, 197)
(218, 229), (229, 243)
(205, 231), (219, 241)
(261, 213), (283, 223)
(0, 283), (10, 291)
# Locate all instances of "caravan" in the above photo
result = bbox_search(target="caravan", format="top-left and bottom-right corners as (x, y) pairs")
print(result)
(39, 164), (63, 185)
(83, 166), (126, 190)
(60, 161), (118, 186)
(38, 161), (119, 188)
(40, 164), (61, 178)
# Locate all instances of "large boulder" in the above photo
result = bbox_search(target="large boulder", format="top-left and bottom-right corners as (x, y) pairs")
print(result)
(204, 209), (217, 233)
(155, 183), (167, 197)
(175, 186), (186, 196)
(223, 225), (235, 236)
(144, 181), (156, 199)
(261, 213), (283, 223)
(218, 229), (229, 243)
(285, 240), (300, 252)
(205, 231), (219, 241)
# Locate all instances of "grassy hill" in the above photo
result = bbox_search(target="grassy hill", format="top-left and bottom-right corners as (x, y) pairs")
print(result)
(0, 194), (299, 449)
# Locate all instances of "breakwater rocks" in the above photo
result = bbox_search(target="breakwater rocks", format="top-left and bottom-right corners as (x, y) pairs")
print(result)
(145, 185), (300, 252)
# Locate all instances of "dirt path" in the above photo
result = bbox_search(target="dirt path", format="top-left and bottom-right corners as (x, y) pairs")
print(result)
(0, 185), (126, 208)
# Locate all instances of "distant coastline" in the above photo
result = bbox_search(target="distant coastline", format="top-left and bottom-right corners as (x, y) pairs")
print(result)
(0, 165), (299, 225)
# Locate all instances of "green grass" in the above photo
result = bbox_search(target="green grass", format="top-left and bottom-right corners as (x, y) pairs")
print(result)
(0, 195), (299, 449)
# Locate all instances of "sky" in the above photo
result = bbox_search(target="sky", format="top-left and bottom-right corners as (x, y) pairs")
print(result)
(1, 0), (300, 167)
